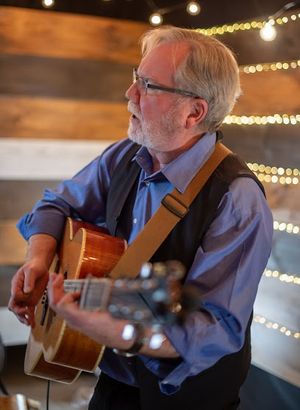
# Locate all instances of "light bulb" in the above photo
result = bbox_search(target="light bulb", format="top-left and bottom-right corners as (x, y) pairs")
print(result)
(42, 0), (55, 7)
(187, 2), (201, 16)
(149, 13), (163, 26)
(260, 21), (277, 41)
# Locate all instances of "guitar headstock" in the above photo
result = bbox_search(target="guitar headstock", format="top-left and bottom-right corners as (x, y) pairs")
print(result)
(107, 260), (196, 327)
(66, 261), (200, 353)
(75, 260), (199, 328)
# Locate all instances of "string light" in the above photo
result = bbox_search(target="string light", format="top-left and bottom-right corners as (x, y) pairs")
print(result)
(247, 163), (300, 185)
(223, 114), (300, 126)
(260, 1), (300, 41)
(255, 173), (299, 185)
(247, 163), (300, 177)
(149, 12), (163, 26)
(273, 220), (300, 234)
(196, 12), (300, 36)
(149, 1), (201, 26)
(241, 59), (300, 73)
(42, 0), (55, 8)
(253, 314), (300, 339)
(259, 20), (277, 41)
(187, 2), (201, 15)
(263, 269), (300, 285)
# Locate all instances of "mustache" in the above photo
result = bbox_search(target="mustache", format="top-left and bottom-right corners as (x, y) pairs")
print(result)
(127, 102), (141, 119)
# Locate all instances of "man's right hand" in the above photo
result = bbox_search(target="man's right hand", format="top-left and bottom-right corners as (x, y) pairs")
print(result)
(8, 233), (57, 327)
(8, 260), (50, 326)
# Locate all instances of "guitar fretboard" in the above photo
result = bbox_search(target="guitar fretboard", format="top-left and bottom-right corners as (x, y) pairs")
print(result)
(63, 277), (160, 323)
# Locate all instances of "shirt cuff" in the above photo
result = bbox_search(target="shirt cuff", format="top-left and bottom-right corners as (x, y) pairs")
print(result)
(17, 211), (66, 241)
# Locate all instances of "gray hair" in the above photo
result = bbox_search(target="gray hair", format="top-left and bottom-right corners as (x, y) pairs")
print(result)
(140, 26), (241, 133)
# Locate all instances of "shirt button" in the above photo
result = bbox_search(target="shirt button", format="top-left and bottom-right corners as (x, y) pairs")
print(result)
(145, 181), (150, 186)
(133, 218), (138, 224)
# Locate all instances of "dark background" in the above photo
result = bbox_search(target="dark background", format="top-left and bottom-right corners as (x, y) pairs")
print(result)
(0, 0), (297, 27)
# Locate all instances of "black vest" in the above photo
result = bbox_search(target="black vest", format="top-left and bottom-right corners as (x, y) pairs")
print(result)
(105, 140), (264, 409)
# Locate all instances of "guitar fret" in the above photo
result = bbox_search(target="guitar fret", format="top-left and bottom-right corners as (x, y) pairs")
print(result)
(64, 278), (112, 311)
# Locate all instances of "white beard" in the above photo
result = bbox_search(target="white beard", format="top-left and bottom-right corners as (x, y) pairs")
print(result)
(127, 105), (182, 151)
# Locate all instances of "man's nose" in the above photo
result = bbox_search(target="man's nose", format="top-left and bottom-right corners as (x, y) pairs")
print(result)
(125, 82), (140, 103)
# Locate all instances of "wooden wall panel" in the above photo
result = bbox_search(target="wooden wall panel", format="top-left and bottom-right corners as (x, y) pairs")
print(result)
(0, 96), (128, 140)
(0, 221), (26, 265)
(1, 53), (299, 116)
(0, 6), (146, 64)
(0, 7), (144, 141)
(236, 69), (300, 115)
(0, 181), (58, 220)
(0, 139), (111, 180)
(0, 6), (299, 143)
(217, 10), (300, 65)
(223, 124), (300, 168)
(0, 54), (131, 101)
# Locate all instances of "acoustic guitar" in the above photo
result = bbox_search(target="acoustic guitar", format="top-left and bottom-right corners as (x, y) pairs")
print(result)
(24, 218), (187, 384)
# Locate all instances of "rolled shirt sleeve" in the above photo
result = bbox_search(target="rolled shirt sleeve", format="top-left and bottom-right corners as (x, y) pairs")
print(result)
(16, 139), (134, 241)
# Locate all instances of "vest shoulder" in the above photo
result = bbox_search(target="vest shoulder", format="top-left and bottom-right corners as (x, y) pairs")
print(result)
(214, 153), (255, 183)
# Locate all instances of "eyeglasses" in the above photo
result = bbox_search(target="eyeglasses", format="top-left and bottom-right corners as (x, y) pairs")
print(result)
(132, 68), (200, 98)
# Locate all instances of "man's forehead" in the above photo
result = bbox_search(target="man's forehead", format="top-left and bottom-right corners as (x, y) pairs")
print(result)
(144, 41), (189, 60)
(139, 41), (189, 75)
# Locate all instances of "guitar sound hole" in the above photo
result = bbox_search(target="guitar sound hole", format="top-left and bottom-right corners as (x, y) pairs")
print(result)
(40, 295), (49, 326)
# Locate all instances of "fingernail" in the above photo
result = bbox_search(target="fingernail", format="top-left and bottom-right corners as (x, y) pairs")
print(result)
(24, 285), (31, 293)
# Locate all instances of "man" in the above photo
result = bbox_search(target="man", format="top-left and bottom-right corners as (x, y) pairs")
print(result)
(9, 26), (273, 409)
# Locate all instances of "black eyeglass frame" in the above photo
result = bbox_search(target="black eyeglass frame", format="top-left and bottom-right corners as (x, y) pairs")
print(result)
(133, 68), (200, 98)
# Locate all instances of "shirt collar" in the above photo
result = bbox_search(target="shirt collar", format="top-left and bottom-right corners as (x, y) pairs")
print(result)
(134, 132), (217, 193)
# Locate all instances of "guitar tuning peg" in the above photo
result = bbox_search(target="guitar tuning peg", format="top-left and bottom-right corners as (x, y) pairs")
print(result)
(127, 280), (140, 291)
(114, 279), (125, 288)
(120, 305), (133, 317)
(152, 262), (167, 277)
(165, 260), (186, 279)
(141, 278), (156, 290)
(133, 310), (149, 321)
(108, 304), (119, 315)
(149, 333), (166, 350)
(152, 288), (168, 303)
(149, 324), (166, 350)
(114, 278), (138, 290)
(140, 262), (152, 278)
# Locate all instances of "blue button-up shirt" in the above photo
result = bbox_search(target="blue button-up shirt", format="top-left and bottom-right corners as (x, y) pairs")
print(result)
(18, 132), (273, 394)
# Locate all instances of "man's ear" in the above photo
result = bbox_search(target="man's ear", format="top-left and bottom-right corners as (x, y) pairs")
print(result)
(185, 99), (208, 129)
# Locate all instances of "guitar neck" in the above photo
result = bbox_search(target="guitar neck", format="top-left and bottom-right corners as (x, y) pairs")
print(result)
(64, 278), (112, 311)
(62, 261), (188, 326)
(63, 277), (159, 324)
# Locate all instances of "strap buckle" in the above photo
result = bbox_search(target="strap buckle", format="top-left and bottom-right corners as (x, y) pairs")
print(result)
(161, 194), (189, 219)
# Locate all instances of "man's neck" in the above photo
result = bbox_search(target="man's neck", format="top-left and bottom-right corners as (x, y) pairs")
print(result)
(148, 133), (205, 172)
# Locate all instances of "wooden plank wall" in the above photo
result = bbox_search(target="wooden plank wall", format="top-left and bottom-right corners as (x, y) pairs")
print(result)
(0, 6), (146, 142)
(0, 6), (149, 265)
(0, 6), (300, 143)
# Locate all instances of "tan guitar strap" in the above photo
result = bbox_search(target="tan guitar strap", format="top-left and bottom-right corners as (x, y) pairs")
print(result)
(109, 142), (232, 279)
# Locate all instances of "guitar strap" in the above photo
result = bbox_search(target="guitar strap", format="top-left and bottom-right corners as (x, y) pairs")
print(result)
(109, 141), (232, 279)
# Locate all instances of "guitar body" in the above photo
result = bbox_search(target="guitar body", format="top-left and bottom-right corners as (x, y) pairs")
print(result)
(24, 300), (81, 383)
(24, 218), (126, 382)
